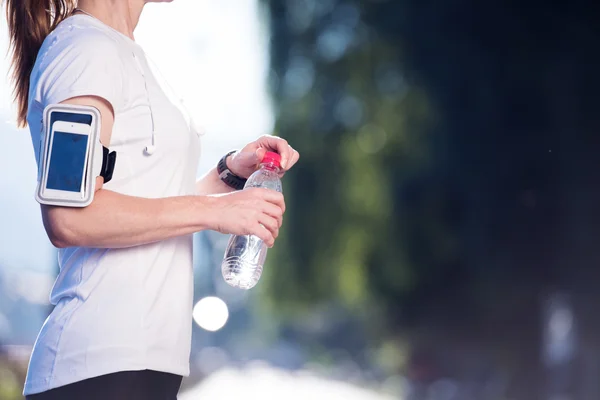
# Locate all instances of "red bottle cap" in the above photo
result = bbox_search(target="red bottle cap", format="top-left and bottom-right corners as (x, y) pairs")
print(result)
(262, 151), (282, 167)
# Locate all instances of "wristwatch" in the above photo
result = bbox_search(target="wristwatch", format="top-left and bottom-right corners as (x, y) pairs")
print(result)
(217, 150), (247, 190)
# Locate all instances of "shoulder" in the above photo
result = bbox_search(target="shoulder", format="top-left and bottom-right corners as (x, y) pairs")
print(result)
(30, 16), (131, 111)
(37, 17), (125, 70)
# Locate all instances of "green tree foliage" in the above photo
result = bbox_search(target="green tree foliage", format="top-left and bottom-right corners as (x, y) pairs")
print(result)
(262, 0), (600, 398)
(260, 1), (447, 328)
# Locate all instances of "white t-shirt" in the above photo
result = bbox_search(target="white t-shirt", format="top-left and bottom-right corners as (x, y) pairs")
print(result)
(23, 14), (202, 396)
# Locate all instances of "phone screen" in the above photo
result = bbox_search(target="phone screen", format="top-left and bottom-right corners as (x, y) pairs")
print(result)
(46, 131), (89, 192)
(50, 112), (93, 126)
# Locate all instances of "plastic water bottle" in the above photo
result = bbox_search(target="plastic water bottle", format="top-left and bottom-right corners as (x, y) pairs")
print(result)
(221, 151), (283, 290)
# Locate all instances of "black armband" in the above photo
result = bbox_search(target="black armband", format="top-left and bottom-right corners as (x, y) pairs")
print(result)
(100, 146), (117, 183)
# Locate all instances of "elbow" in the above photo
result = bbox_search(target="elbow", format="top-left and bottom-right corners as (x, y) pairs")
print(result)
(47, 230), (71, 249)
(42, 207), (81, 249)
(46, 222), (77, 249)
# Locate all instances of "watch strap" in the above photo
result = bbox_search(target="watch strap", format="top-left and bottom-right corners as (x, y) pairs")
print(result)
(217, 150), (247, 190)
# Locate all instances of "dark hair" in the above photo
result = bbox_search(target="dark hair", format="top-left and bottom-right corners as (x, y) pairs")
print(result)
(5, 0), (76, 127)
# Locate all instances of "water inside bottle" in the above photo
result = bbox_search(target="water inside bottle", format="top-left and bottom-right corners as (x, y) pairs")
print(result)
(222, 234), (268, 289)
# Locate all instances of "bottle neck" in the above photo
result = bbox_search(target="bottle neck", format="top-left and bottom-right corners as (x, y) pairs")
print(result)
(260, 162), (280, 173)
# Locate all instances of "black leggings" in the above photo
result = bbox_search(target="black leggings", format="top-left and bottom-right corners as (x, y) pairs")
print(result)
(26, 370), (183, 400)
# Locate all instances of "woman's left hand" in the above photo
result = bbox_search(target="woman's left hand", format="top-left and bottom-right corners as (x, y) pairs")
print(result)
(227, 135), (300, 179)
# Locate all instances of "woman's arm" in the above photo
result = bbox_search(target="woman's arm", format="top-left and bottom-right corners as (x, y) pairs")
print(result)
(42, 97), (285, 249)
(44, 190), (215, 249)
(196, 165), (236, 196)
(196, 135), (301, 196)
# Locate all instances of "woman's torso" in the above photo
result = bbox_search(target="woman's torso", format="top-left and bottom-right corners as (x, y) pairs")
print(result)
(23, 14), (201, 395)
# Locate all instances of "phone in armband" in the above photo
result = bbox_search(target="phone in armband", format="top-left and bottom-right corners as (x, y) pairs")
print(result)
(35, 104), (116, 208)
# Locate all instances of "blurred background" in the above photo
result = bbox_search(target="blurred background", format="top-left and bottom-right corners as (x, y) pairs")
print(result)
(1, 0), (599, 399)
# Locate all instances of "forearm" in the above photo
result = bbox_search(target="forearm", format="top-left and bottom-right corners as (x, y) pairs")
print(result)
(43, 189), (216, 249)
(196, 166), (236, 196)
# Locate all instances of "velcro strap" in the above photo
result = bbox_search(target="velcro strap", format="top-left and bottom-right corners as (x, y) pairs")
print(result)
(100, 146), (117, 183)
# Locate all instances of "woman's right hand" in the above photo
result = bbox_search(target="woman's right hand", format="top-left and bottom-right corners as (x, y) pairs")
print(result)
(206, 188), (285, 247)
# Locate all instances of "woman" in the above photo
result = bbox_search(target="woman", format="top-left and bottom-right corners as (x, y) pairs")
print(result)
(5, 0), (299, 399)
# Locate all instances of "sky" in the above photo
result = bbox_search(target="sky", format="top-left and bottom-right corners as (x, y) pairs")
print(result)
(0, 0), (273, 277)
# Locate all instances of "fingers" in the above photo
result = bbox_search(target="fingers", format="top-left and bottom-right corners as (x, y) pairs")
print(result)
(262, 190), (286, 213)
(247, 214), (277, 247)
(257, 135), (300, 171)
(262, 202), (284, 227)
(285, 145), (300, 170)
(258, 214), (279, 244)
(261, 225), (276, 248)
(257, 135), (288, 165)
(242, 188), (284, 247)
(246, 188), (285, 213)
(249, 222), (275, 247)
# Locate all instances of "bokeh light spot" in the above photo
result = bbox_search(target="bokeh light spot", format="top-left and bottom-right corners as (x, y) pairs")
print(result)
(193, 296), (229, 332)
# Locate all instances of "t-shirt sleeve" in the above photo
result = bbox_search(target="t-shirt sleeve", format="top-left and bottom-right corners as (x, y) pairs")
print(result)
(35, 32), (125, 112)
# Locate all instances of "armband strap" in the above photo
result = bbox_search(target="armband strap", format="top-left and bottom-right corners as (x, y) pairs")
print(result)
(100, 146), (117, 183)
